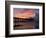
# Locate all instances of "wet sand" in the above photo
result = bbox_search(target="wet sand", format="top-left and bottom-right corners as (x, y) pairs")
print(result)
(14, 21), (35, 30)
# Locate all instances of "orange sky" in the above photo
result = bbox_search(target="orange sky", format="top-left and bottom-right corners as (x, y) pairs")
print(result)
(13, 9), (35, 18)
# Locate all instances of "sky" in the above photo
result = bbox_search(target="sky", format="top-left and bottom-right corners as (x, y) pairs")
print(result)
(13, 8), (39, 18)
